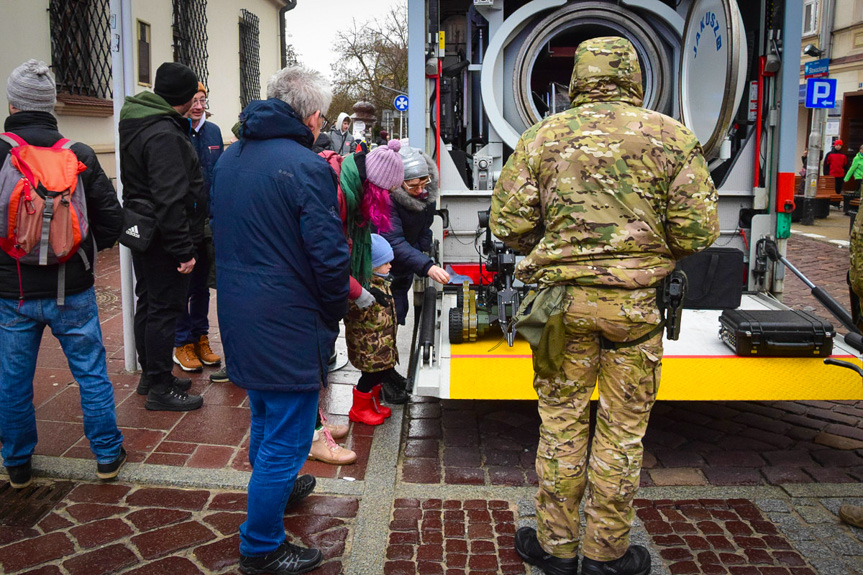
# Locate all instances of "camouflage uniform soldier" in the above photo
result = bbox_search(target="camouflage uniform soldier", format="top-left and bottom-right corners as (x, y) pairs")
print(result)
(840, 214), (863, 528)
(492, 37), (719, 575)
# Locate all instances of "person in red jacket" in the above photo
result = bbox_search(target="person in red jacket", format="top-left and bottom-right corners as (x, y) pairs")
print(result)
(824, 139), (848, 196)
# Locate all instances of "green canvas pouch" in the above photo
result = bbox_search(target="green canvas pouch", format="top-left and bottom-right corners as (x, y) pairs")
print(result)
(514, 285), (567, 377)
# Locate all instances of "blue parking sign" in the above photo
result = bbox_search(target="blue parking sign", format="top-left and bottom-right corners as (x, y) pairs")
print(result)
(805, 78), (837, 109)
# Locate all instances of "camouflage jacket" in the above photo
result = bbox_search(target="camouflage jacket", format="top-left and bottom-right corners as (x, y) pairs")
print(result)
(491, 37), (719, 289)
(851, 213), (863, 297)
(344, 274), (398, 372)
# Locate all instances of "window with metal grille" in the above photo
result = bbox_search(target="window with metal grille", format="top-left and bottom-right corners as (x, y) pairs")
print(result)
(239, 9), (261, 109)
(173, 0), (209, 88)
(48, 0), (112, 99)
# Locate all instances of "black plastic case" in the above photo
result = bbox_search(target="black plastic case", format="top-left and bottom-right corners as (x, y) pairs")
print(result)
(718, 310), (834, 357)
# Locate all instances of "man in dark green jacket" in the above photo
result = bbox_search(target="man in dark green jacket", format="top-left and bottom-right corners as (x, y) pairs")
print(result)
(118, 62), (205, 412)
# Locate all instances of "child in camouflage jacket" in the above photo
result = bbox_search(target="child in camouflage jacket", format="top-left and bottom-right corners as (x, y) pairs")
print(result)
(346, 234), (409, 425)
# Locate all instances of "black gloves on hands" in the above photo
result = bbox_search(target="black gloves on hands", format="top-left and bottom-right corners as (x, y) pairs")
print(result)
(368, 286), (392, 307)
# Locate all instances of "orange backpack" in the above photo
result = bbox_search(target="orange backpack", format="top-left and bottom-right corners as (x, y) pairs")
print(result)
(0, 132), (89, 303)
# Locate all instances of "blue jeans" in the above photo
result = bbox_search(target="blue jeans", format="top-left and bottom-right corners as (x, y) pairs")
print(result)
(175, 240), (211, 347)
(240, 389), (318, 557)
(0, 288), (124, 466)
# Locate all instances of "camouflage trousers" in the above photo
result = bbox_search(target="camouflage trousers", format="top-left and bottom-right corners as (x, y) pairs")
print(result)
(533, 285), (663, 562)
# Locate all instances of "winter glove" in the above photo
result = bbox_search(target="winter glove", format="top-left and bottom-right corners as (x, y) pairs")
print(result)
(368, 286), (392, 306)
(356, 288), (376, 309)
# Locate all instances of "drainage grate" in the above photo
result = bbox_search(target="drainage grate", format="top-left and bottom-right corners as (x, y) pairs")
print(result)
(0, 481), (75, 528)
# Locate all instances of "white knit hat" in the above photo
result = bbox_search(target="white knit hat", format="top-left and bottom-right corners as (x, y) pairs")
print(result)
(7, 60), (56, 113)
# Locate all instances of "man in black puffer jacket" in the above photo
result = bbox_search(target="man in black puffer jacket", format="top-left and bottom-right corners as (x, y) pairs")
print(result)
(0, 60), (126, 488)
(118, 62), (206, 412)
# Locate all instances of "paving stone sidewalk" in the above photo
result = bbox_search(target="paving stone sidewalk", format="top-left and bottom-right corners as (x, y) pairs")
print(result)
(2, 234), (863, 573)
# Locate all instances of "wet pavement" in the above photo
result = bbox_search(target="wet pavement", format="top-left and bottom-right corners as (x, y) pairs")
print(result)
(2, 211), (863, 573)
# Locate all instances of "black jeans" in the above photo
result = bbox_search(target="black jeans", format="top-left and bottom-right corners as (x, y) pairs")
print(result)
(132, 243), (191, 384)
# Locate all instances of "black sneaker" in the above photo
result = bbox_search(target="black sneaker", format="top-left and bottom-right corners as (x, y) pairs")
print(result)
(145, 387), (203, 411)
(286, 474), (316, 508)
(5, 460), (32, 489)
(239, 540), (322, 575)
(97, 447), (127, 481)
(380, 377), (409, 404)
(137, 374), (192, 395)
(209, 367), (231, 383)
(514, 527), (579, 575)
(581, 545), (651, 575)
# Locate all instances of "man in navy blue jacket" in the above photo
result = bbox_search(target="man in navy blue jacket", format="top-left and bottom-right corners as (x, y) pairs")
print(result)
(211, 66), (350, 575)
(172, 82), (224, 375)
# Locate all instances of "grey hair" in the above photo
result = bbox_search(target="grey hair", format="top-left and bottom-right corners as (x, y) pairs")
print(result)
(266, 66), (332, 121)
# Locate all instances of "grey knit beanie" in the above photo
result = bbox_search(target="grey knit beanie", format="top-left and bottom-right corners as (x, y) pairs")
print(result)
(399, 145), (430, 180)
(7, 60), (56, 113)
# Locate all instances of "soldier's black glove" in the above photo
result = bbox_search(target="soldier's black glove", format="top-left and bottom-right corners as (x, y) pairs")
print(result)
(368, 286), (392, 307)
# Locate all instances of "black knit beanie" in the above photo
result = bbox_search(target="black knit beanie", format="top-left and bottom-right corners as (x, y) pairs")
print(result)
(154, 62), (198, 106)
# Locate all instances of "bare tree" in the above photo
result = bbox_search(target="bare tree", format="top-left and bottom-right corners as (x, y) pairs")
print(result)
(330, 2), (408, 134)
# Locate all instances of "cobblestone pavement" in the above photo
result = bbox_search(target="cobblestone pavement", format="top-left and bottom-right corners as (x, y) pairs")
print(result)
(2, 231), (863, 573)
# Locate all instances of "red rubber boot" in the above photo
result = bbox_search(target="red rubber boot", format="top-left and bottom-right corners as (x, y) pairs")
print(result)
(348, 387), (386, 425)
(371, 384), (392, 418)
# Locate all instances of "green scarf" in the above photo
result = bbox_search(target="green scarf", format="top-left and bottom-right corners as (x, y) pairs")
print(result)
(340, 154), (373, 287)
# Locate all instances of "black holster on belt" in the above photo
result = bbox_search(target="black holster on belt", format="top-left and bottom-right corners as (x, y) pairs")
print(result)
(659, 270), (688, 341)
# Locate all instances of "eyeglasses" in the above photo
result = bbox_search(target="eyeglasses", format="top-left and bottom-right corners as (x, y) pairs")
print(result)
(403, 176), (430, 192)
(191, 97), (209, 109)
(320, 112), (331, 132)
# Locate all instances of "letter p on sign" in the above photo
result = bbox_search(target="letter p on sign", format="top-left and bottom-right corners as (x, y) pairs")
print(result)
(805, 78), (837, 108)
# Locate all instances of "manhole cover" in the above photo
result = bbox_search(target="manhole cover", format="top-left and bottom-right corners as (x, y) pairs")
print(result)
(94, 287), (120, 305)
(0, 481), (75, 528)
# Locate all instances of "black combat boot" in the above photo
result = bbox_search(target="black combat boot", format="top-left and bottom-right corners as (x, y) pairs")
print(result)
(388, 369), (409, 392)
(137, 373), (191, 395)
(145, 373), (203, 411)
(514, 527), (579, 575)
(380, 375), (409, 404)
(581, 545), (651, 575)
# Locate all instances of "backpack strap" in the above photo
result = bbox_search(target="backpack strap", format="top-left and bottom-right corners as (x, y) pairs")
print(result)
(40, 191), (55, 266)
(57, 263), (66, 306)
(0, 132), (26, 148)
(53, 138), (76, 150)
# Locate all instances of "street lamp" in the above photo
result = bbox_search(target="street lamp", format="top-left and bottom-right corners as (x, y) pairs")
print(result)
(803, 44), (823, 58)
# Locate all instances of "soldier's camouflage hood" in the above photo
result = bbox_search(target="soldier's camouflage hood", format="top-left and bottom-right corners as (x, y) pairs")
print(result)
(569, 36), (643, 108)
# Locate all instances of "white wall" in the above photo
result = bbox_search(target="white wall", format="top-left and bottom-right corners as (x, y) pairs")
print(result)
(0, 0), (286, 176)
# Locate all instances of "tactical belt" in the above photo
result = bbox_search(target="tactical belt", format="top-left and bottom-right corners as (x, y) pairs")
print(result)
(599, 320), (665, 351)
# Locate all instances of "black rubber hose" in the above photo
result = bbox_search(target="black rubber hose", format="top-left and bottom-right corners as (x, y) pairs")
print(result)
(845, 332), (863, 354)
(421, 287), (437, 363)
(812, 286), (861, 335)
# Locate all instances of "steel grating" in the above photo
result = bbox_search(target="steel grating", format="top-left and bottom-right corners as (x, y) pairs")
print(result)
(0, 481), (75, 528)
(49, 0), (113, 100)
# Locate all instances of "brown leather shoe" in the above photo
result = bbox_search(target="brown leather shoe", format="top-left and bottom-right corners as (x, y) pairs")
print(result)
(840, 504), (863, 528)
(173, 343), (203, 372)
(308, 428), (356, 465)
(193, 335), (221, 366)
